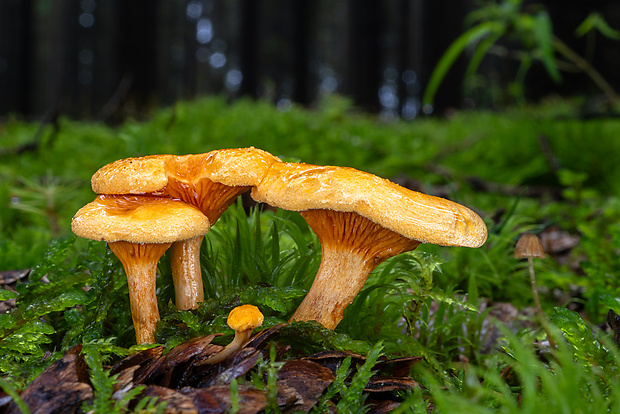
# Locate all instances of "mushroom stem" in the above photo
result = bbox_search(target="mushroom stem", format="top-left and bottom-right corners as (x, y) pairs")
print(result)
(200, 330), (252, 365)
(109, 241), (171, 344)
(527, 257), (556, 349)
(164, 173), (249, 310)
(171, 236), (205, 310)
(527, 257), (544, 321)
(291, 210), (420, 329)
(291, 248), (374, 329)
(514, 233), (555, 349)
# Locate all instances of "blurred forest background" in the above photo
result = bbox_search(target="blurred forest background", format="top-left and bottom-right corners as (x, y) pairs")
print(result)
(1, 0), (620, 122)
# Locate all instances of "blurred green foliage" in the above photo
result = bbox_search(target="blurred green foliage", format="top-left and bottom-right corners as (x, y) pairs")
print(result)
(3, 95), (620, 271)
(423, 0), (620, 107)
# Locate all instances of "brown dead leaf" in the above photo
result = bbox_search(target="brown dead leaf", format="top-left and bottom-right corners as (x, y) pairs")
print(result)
(196, 348), (262, 388)
(180, 384), (267, 414)
(277, 359), (335, 413)
(364, 375), (420, 392)
(304, 349), (422, 377)
(366, 400), (402, 414)
(136, 385), (197, 413)
(0, 269), (30, 285)
(6, 346), (92, 414)
(539, 226), (579, 255)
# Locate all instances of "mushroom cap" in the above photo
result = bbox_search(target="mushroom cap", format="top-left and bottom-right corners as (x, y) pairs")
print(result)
(91, 155), (171, 194)
(251, 162), (487, 248)
(71, 194), (211, 243)
(91, 147), (281, 194)
(227, 304), (264, 332)
(514, 233), (546, 259)
(166, 147), (282, 187)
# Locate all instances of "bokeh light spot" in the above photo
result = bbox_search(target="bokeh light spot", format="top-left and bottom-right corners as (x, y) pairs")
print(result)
(78, 49), (94, 65)
(277, 98), (293, 112)
(79, 13), (94, 28)
(225, 69), (243, 92)
(209, 52), (226, 68)
(196, 18), (213, 44)
(186, 1), (202, 20)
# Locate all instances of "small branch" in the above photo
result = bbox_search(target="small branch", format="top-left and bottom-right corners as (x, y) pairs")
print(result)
(97, 73), (134, 122)
(552, 36), (619, 103)
(418, 164), (564, 200)
(538, 133), (561, 175)
(0, 109), (59, 157)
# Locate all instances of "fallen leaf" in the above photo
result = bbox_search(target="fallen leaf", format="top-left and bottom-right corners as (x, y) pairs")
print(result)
(6, 346), (92, 414)
(181, 384), (267, 414)
(277, 359), (334, 413)
(136, 385), (197, 413)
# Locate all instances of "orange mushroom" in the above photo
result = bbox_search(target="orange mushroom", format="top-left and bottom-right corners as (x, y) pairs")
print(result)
(71, 194), (210, 344)
(199, 304), (264, 365)
(252, 162), (488, 329)
(90, 147), (281, 310)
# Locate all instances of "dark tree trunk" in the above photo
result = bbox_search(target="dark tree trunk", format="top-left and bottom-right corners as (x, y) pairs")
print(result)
(239, 0), (260, 98)
(117, 1), (161, 111)
(344, 0), (383, 112)
(0, 0), (33, 115)
(419, 0), (468, 113)
(292, 1), (312, 105)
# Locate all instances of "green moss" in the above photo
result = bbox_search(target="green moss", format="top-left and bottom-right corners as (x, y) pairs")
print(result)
(2, 97), (620, 411)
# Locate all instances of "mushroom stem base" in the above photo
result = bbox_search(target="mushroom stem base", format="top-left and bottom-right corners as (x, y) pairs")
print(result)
(291, 249), (374, 329)
(171, 236), (205, 310)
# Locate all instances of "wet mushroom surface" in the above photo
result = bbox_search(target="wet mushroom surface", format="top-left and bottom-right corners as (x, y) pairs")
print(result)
(71, 194), (210, 344)
(251, 161), (487, 329)
(90, 147), (281, 311)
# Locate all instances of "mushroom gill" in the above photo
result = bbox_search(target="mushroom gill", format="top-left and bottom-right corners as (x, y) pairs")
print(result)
(291, 209), (420, 329)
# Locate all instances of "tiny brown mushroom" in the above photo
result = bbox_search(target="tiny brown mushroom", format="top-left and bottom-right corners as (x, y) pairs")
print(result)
(514, 232), (554, 348)
(91, 147), (281, 310)
(514, 233), (546, 259)
(199, 304), (264, 365)
(251, 162), (488, 329)
(71, 194), (210, 344)
(514, 233), (547, 313)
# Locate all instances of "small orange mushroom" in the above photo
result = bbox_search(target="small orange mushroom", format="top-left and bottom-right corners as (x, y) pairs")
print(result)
(200, 304), (264, 365)
(71, 194), (210, 344)
(252, 162), (488, 329)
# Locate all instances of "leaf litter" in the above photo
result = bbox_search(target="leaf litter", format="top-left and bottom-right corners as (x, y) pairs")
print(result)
(2, 324), (421, 413)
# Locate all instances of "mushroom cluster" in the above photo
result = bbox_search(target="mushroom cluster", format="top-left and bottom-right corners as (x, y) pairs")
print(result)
(74, 148), (280, 344)
(72, 147), (487, 343)
(90, 148), (281, 312)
